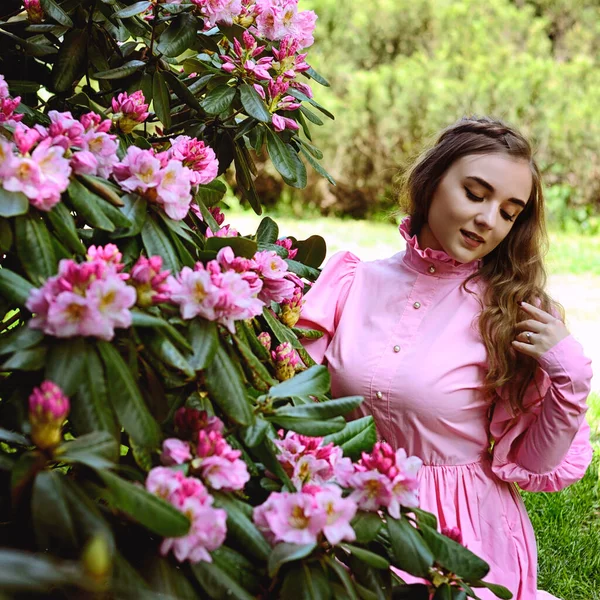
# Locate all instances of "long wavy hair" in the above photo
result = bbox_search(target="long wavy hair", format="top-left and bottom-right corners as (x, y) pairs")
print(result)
(398, 116), (563, 416)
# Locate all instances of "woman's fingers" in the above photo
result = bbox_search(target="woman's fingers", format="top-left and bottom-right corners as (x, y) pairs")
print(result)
(515, 319), (545, 333)
(518, 301), (555, 323)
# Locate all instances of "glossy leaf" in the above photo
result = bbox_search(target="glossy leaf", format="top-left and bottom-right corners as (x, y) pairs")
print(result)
(145, 332), (195, 378)
(162, 69), (202, 112)
(15, 213), (56, 283)
(1, 346), (46, 371)
(110, 193), (147, 238)
(187, 318), (219, 370)
(266, 128), (297, 181)
(281, 148), (307, 189)
(0, 188), (28, 217)
(45, 337), (87, 396)
(56, 432), (118, 469)
(67, 178), (115, 231)
(131, 311), (192, 352)
(323, 416), (377, 460)
(52, 29), (87, 93)
(0, 218), (12, 253)
(239, 83), (271, 123)
(192, 561), (256, 600)
(204, 345), (253, 426)
(141, 216), (180, 273)
(205, 235), (258, 258)
(157, 13), (199, 57)
(294, 235), (327, 268)
(79, 174), (124, 207)
(0, 326), (42, 356)
(40, 0), (73, 26)
(0, 268), (34, 306)
(300, 145), (336, 186)
(256, 216), (279, 245)
(269, 364), (330, 399)
(0, 427), (29, 446)
(268, 542), (316, 577)
(387, 517), (434, 578)
(470, 580), (513, 599)
(274, 395), (362, 420)
(45, 202), (86, 254)
(340, 544), (389, 570)
(280, 563), (332, 600)
(96, 469), (190, 537)
(94, 60), (146, 80)
(97, 340), (161, 448)
(152, 71), (171, 129)
(350, 511), (384, 544)
(325, 556), (359, 600)
(113, 1), (152, 18)
(200, 85), (236, 115)
(268, 415), (347, 436)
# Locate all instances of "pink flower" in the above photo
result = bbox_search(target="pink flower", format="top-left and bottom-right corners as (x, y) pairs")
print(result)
(257, 331), (272, 352)
(0, 74), (9, 99)
(442, 526), (464, 546)
(78, 130), (119, 178)
(2, 155), (42, 199)
(169, 136), (219, 186)
(280, 285), (303, 327)
(275, 237), (297, 259)
(24, 0), (44, 23)
(87, 276), (136, 331)
(205, 223), (239, 238)
(80, 112), (112, 133)
(209, 206), (225, 225)
(46, 291), (107, 338)
(272, 114), (299, 132)
(256, 491), (326, 545)
(130, 255), (171, 307)
(161, 438), (193, 466)
(86, 244), (125, 271)
(70, 150), (98, 176)
(174, 408), (224, 439)
(146, 467), (185, 501)
(314, 486), (357, 545)
(0, 96), (23, 126)
(167, 266), (220, 321)
(113, 146), (162, 193)
(29, 380), (70, 450)
(111, 90), (149, 134)
(0, 138), (16, 179)
(198, 454), (250, 491)
(292, 453), (331, 489)
(348, 470), (393, 512)
(156, 160), (194, 220)
(253, 250), (296, 303)
(46, 110), (85, 149)
(272, 341), (301, 381)
(254, 0), (317, 48)
(192, 0), (243, 27)
(31, 138), (72, 210)
(13, 123), (42, 155)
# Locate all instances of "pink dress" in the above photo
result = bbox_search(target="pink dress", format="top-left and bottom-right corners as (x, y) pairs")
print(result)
(297, 218), (594, 600)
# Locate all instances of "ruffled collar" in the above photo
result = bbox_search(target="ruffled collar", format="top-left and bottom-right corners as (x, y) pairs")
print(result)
(399, 217), (481, 278)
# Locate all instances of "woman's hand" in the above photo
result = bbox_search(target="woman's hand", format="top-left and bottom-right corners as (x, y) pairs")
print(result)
(512, 301), (570, 360)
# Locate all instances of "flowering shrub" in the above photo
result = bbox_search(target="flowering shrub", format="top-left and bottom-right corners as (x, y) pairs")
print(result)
(0, 2), (511, 599)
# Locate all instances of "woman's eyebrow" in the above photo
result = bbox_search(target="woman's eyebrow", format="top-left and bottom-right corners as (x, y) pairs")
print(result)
(465, 176), (526, 208)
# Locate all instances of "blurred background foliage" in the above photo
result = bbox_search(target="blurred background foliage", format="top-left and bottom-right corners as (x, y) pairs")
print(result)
(243, 0), (600, 232)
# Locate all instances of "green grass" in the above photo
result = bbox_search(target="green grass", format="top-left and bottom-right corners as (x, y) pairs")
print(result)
(521, 391), (600, 599)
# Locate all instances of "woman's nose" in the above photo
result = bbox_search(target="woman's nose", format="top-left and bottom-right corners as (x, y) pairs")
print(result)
(474, 205), (498, 230)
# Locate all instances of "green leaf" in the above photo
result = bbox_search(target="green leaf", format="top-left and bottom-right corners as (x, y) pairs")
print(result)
(240, 416), (270, 448)
(0, 326), (43, 356)
(195, 178), (227, 207)
(387, 517), (434, 578)
(285, 258), (320, 280)
(232, 334), (276, 391)
(292, 327), (324, 340)
(97, 199), (132, 228)
(96, 469), (190, 537)
(204, 345), (254, 426)
(239, 83), (272, 123)
(470, 580), (513, 599)
(419, 524), (489, 580)
(281, 148), (307, 189)
(56, 432), (118, 470)
(32, 471), (78, 550)
(0, 268), (34, 306)
(269, 365), (331, 398)
(294, 235), (327, 268)
(97, 340), (161, 448)
(142, 555), (198, 599)
(162, 70), (202, 112)
(212, 492), (271, 561)
(0, 188), (28, 217)
(300, 105), (323, 126)
(67, 178), (115, 231)
(157, 13), (199, 57)
(1, 346), (46, 371)
(145, 332), (195, 378)
(131, 311), (192, 352)
(205, 235), (258, 258)
(266, 128), (297, 181)
(45, 337), (87, 396)
(268, 542), (316, 577)
(274, 395), (362, 420)
(71, 344), (120, 444)
(0, 218), (13, 252)
(141, 216), (180, 274)
(305, 65), (330, 87)
(288, 88), (334, 120)
(268, 415), (346, 436)
(408, 507), (438, 530)
(79, 174), (124, 207)
(212, 546), (262, 594)
(280, 563), (332, 600)
(0, 550), (82, 592)
(340, 544), (389, 570)
(0, 427), (29, 446)
(11, 450), (45, 505)
(350, 511), (384, 544)
(110, 193), (147, 238)
(45, 202), (86, 254)
(200, 85), (236, 115)
(94, 60), (146, 80)
(256, 216), (279, 244)
(187, 318), (218, 370)
(325, 556), (359, 600)
(15, 213), (56, 283)
(113, 1), (152, 18)
(323, 416), (377, 460)
(52, 29), (87, 93)
(300, 146), (336, 186)
(152, 71), (171, 129)
(40, 0), (73, 26)
(191, 561), (256, 600)
(251, 436), (294, 490)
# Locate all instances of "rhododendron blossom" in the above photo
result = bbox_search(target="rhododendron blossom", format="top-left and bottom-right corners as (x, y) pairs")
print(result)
(253, 0), (317, 49)
(161, 438), (193, 465)
(175, 407), (224, 439)
(111, 90), (149, 134)
(253, 250), (297, 303)
(130, 255), (171, 307)
(272, 341), (301, 380)
(169, 136), (219, 185)
(23, 0), (44, 23)
(29, 380), (70, 450)
(146, 467), (227, 563)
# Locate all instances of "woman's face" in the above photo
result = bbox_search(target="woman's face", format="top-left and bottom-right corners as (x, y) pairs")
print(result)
(418, 153), (533, 263)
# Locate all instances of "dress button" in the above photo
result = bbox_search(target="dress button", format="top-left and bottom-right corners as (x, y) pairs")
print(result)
(413, 301), (421, 309)
(393, 345), (401, 353)
(375, 391), (383, 399)
(429, 265), (436, 273)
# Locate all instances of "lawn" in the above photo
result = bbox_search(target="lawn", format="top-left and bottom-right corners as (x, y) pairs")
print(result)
(228, 208), (600, 596)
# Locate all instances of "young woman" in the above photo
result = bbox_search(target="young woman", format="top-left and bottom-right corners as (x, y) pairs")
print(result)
(297, 117), (593, 599)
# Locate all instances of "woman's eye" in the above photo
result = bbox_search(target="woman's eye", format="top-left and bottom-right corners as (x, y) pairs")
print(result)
(464, 187), (483, 202)
(501, 210), (515, 222)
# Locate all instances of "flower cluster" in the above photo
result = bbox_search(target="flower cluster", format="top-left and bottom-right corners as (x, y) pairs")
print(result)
(254, 484), (356, 545)
(252, 0), (317, 49)
(146, 467), (227, 563)
(161, 408), (250, 492)
(0, 74), (24, 127)
(111, 91), (150, 134)
(112, 137), (218, 220)
(23, 0), (44, 23)
(130, 255), (171, 307)
(280, 286), (303, 327)
(272, 341), (302, 381)
(26, 245), (136, 341)
(28, 380), (70, 450)
(340, 442), (423, 519)
(275, 237), (298, 259)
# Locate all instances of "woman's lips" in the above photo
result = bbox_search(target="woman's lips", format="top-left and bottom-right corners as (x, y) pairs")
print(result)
(460, 230), (484, 248)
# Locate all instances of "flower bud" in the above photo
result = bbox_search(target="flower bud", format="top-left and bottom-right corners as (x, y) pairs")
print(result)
(82, 534), (112, 588)
(272, 342), (301, 381)
(441, 526), (464, 546)
(280, 287), (303, 328)
(174, 407), (224, 439)
(28, 381), (70, 450)
(257, 331), (272, 352)
(111, 91), (149, 134)
(24, 0), (44, 23)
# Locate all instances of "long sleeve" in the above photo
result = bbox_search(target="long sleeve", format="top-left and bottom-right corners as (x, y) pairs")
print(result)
(490, 334), (594, 492)
(296, 250), (360, 365)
